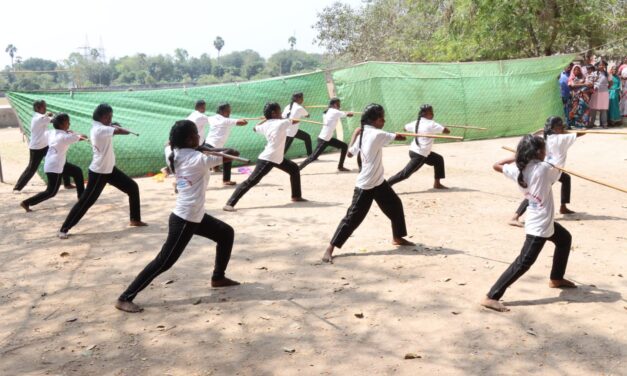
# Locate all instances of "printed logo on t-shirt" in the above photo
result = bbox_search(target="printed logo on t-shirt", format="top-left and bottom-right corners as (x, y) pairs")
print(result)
(176, 176), (193, 188)
(92, 144), (100, 153)
(49, 147), (58, 155)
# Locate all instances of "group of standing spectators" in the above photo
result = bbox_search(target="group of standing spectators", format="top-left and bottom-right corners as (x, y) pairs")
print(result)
(559, 57), (626, 129)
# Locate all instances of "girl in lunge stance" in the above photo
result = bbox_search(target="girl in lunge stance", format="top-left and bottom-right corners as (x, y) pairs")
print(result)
(206, 103), (248, 185)
(282, 92), (313, 156)
(509, 116), (585, 227)
(387, 104), (450, 189)
(482, 135), (575, 312)
(223, 102), (307, 211)
(116, 120), (239, 313)
(20, 114), (87, 211)
(322, 104), (413, 263)
(58, 104), (147, 239)
(298, 98), (354, 172)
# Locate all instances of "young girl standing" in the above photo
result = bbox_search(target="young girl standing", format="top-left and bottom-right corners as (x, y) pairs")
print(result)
(58, 104), (147, 239)
(206, 103), (248, 185)
(387, 104), (451, 189)
(509, 116), (584, 227)
(116, 120), (239, 313)
(223, 102), (306, 211)
(482, 135), (575, 312)
(187, 100), (210, 145)
(20, 114), (87, 211)
(322, 104), (413, 263)
(298, 98), (353, 172)
(282, 92), (313, 156)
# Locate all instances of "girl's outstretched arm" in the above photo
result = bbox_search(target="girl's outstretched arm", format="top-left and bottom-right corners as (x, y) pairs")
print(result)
(493, 157), (515, 173)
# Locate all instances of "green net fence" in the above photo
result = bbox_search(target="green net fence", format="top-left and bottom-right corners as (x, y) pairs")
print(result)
(7, 55), (574, 178)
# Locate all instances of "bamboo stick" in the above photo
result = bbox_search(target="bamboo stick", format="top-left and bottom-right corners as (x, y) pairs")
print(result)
(447, 125), (488, 130)
(398, 132), (464, 140)
(238, 117), (266, 121)
(501, 146), (627, 194)
(566, 130), (627, 135)
(205, 151), (251, 164)
(296, 118), (324, 125)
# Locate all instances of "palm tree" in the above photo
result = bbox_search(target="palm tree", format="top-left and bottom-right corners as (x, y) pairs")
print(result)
(5, 44), (17, 68)
(288, 36), (297, 50)
(213, 36), (224, 61)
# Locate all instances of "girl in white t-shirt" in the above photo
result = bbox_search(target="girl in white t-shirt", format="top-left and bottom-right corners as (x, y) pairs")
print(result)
(116, 120), (240, 313)
(223, 102), (307, 211)
(482, 135), (576, 312)
(20, 113), (88, 211)
(298, 98), (354, 172)
(387, 104), (451, 189)
(322, 104), (413, 263)
(206, 102), (248, 185)
(282, 92), (313, 156)
(509, 116), (585, 227)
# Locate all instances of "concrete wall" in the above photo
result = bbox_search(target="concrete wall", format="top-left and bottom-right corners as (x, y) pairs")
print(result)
(0, 105), (19, 128)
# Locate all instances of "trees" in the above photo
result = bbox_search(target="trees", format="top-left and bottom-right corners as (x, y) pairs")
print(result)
(213, 36), (225, 60)
(5, 44), (17, 68)
(266, 50), (323, 76)
(288, 36), (297, 50)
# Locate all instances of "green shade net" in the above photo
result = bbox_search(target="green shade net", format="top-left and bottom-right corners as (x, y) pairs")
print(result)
(7, 55), (574, 179)
(331, 54), (575, 144)
(7, 71), (331, 178)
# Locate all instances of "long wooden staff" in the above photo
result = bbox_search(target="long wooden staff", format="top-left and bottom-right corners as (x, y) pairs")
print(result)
(296, 118), (324, 125)
(111, 123), (139, 136)
(238, 117), (266, 121)
(398, 132), (464, 140)
(566, 130), (627, 135)
(304, 105), (362, 114)
(204, 151), (251, 164)
(447, 125), (488, 130)
(501, 146), (627, 194)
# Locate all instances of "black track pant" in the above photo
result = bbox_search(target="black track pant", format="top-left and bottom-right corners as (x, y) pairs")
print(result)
(298, 137), (347, 171)
(487, 222), (572, 300)
(515, 173), (571, 216)
(118, 213), (234, 302)
(284, 129), (313, 156)
(388, 151), (445, 186)
(331, 180), (407, 248)
(14, 147), (71, 190)
(23, 163), (85, 206)
(60, 167), (141, 233)
(226, 159), (302, 207)
(205, 143), (238, 182)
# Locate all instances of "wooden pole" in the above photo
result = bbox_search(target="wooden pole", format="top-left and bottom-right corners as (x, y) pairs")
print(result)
(566, 130), (627, 135)
(296, 118), (324, 125)
(304, 105), (327, 108)
(204, 151), (251, 164)
(447, 125), (488, 130)
(238, 117), (266, 121)
(398, 132), (464, 140)
(501, 146), (627, 194)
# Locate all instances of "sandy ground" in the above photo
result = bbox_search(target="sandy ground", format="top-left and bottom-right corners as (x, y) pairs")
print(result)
(0, 126), (625, 376)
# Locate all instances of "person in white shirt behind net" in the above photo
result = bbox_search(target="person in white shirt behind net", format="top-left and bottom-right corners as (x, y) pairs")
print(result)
(282, 92), (313, 156)
(482, 135), (576, 312)
(187, 100), (210, 146)
(206, 102), (248, 185)
(322, 104), (414, 263)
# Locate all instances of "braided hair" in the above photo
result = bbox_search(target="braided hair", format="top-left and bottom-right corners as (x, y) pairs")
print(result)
(543, 116), (563, 140)
(324, 97), (341, 114)
(52, 113), (70, 129)
(414, 104), (433, 147)
(358, 103), (385, 151)
(286, 92), (303, 118)
(515, 134), (545, 188)
(167, 120), (198, 174)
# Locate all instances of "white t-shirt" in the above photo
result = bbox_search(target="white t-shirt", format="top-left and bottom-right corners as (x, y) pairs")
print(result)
(43, 130), (81, 174)
(172, 148), (222, 223)
(89, 121), (116, 174)
(282, 103), (309, 137)
(187, 111), (210, 145)
(405, 119), (444, 157)
(545, 133), (576, 168)
(164, 145), (172, 167)
(29, 113), (52, 149)
(206, 114), (239, 148)
(255, 119), (291, 164)
(349, 125), (396, 190)
(503, 161), (560, 237)
(320, 108), (347, 141)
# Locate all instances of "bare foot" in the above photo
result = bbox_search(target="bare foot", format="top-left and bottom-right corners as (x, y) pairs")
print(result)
(211, 277), (241, 288)
(291, 197), (308, 202)
(20, 201), (32, 212)
(12, 189), (21, 194)
(559, 205), (575, 214)
(58, 231), (69, 240)
(129, 220), (148, 227)
(337, 167), (350, 172)
(480, 298), (510, 312)
(115, 300), (143, 313)
(223, 181), (237, 186)
(508, 219), (524, 227)
(64, 184), (76, 189)
(322, 245), (334, 263)
(549, 279), (576, 288)
(433, 182), (449, 189)
(223, 205), (236, 212)
(393, 237), (415, 246)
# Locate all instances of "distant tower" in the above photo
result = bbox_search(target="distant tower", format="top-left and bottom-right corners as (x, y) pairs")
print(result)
(98, 36), (106, 62)
(78, 35), (91, 59)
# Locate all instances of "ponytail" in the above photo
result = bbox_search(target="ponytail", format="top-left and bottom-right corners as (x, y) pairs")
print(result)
(325, 97), (341, 114)
(286, 92), (303, 118)
(543, 116), (563, 140)
(415, 104), (433, 146)
(515, 135), (546, 188)
(168, 119), (198, 174)
(359, 103), (385, 151)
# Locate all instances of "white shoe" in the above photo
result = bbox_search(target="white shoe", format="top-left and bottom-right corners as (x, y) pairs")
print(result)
(58, 231), (69, 239)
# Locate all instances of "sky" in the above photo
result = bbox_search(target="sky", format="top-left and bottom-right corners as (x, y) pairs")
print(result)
(1, 0), (364, 67)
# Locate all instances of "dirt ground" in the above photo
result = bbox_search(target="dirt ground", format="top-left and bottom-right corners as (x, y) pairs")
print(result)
(0, 126), (625, 376)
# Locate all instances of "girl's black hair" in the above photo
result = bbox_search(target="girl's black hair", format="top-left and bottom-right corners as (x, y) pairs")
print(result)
(543, 116), (563, 140)
(324, 97), (341, 114)
(195, 99), (206, 110)
(263, 102), (281, 119)
(595, 60), (608, 77)
(52, 113), (70, 129)
(414, 104), (433, 147)
(33, 100), (46, 111)
(286, 92), (304, 118)
(167, 119), (198, 174)
(92, 103), (113, 121)
(358, 103), (385, 150)
(515, 134), (546, 188)
(217, 102), (230, 114)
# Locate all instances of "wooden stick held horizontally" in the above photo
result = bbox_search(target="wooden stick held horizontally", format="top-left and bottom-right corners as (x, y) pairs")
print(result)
(501, 146), (627, 194)
(398, 132), (464, 140)
(205, 151), (251, 164)
(566, 130), (627, 135)
(447, 125), (488, 130)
